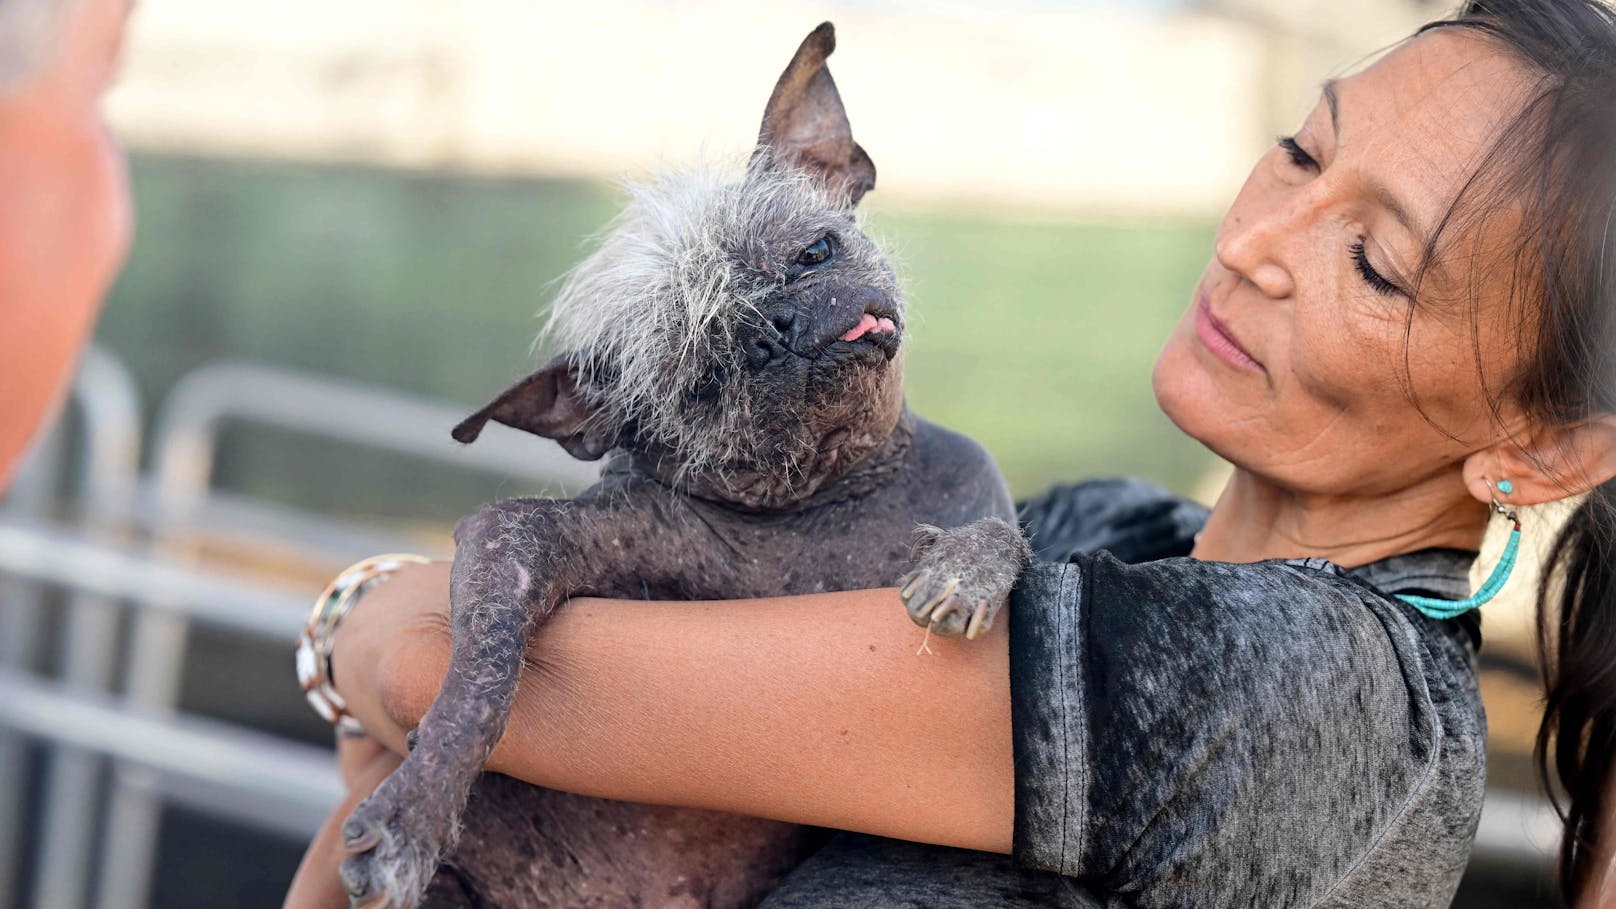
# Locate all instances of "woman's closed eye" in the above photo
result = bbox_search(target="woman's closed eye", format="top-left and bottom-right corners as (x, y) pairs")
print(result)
(1350, 240), (1403, 298)
(1277, 135), (1318, 171)
(1276, 135), (1406, 299)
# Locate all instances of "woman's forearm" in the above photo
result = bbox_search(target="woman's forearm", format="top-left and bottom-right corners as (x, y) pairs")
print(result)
(331, 562), (1016, 854)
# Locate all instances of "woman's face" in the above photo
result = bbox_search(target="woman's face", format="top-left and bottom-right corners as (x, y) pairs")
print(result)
(1153, 30), (1533, 501)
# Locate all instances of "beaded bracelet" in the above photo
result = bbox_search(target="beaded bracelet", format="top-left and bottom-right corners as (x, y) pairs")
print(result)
(296, 553), (430, 734)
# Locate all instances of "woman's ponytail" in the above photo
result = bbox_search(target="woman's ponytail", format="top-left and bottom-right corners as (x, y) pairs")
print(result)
(1536, 479), (1616, 897)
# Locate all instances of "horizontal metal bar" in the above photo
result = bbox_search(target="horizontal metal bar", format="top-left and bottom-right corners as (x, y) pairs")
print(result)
(0, 668), (342, 834)
(130, 483), (452, 565)
(144, 763), (337, 840)
(153, 361), (600, 490)
(0, 516), (308, 641)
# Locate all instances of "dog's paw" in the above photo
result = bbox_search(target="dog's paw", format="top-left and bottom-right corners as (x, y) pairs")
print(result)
(900, 518), (1032, 640)
(338, 755), (460, 909)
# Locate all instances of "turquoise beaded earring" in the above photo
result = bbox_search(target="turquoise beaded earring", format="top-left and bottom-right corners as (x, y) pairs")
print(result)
(1398, 477), (1521, 619)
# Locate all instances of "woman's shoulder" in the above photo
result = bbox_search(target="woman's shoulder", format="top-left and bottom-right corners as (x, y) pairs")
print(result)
(1017, 548), (1480, 718)
(1013, 476), (1479, 669)
(1015, 549), (1452, 707)
(1009, 476), (1484, 751)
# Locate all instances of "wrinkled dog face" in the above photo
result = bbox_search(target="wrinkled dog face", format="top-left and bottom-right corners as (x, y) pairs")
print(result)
(455, 24), (908, 509)
(550, 158), (904, 506)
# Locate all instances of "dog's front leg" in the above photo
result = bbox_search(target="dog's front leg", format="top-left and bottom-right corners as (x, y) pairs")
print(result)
(336, 496), (627, 908)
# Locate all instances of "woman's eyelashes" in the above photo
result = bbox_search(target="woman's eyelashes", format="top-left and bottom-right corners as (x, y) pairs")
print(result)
(1349, 240), (1402, 297)
(1275, 135), (1405, 299)
(1277, 135), (1317, 171)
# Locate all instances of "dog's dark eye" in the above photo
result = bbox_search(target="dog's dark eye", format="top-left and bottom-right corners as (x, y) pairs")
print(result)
(688, 365), (725, 404)
(796, 236), (833, 266)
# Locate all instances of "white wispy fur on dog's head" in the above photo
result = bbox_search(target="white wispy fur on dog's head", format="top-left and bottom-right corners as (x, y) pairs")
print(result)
(538, 153), (900, 485)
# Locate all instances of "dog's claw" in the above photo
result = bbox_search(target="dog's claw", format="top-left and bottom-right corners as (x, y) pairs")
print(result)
(342, 818), (381, 853)
(339, 854), (377, 903)
(965, 600), (990, 639)
(338, 755), (456, 909)
(925, 578), (960, 615)
(899, 571), (927, 600)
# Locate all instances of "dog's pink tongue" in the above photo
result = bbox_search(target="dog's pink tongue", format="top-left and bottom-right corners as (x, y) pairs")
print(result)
(840, 313), (880, 342)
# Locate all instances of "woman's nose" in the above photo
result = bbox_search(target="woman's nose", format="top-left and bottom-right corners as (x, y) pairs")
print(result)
(1214, 204), (1298, 300)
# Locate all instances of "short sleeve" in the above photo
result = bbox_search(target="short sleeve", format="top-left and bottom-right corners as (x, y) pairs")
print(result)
(1006, 552), (1446, 906)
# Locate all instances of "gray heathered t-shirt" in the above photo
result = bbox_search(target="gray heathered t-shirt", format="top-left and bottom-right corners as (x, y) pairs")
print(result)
(759, 478), (1487, 908)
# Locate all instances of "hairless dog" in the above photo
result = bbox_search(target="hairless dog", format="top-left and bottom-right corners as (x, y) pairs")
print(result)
(336, 23), (1031, 908)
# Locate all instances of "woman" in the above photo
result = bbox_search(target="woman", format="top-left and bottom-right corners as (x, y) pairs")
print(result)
(288, 1), (1616, 906)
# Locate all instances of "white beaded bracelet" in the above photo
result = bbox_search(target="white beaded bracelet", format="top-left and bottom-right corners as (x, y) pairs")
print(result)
(295, 553), (430, 735)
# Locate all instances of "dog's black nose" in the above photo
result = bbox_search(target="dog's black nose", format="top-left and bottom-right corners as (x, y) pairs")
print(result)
(746, 335), (784, 369)
(745, 311), (801, 368)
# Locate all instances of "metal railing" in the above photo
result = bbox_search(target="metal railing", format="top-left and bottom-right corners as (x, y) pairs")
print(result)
(0, 409), (65, 909)
(0, 348), (142, 909)
(0, 520), (338, 837)
(102, 362), (595, 909)
(30, 350), (142, 909)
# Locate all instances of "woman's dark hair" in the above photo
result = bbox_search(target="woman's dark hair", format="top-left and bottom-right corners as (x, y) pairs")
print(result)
(1409, 0), (1616, 900)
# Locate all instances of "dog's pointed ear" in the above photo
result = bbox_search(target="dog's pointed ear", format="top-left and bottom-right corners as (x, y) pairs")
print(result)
(451, 355), (617, 461)
(754, 22), (876, 206)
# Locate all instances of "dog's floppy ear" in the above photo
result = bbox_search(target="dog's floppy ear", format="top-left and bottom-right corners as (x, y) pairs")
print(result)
(754, 22), (876, 206)
(451, 355), (617, 461)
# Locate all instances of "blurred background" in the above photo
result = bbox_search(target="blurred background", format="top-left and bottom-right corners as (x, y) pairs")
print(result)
(0, 0), (1571, 906)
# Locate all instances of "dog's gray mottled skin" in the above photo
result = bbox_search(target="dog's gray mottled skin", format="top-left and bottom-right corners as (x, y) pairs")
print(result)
(337, 23), (1031, 909)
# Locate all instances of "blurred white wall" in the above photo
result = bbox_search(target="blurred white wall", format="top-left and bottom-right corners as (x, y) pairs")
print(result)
(105, 0), (1438, 217)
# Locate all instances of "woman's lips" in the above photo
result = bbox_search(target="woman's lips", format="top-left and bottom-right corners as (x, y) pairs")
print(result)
(1194, 292), (1265, 374)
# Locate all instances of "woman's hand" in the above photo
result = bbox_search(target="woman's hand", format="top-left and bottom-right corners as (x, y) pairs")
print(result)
(282, 563), (454, 908)
(283, 734), (402, 909)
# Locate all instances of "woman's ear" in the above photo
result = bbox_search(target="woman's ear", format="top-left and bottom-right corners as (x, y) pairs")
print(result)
(1464, 415), (1616, 507)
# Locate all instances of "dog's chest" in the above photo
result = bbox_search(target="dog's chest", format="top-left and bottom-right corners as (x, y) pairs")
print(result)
(591, 416), (1013, 602)
(713, 505), (921, 597)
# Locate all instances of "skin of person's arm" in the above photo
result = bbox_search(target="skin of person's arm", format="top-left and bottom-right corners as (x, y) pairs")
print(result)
(331, 561), (1017, 855)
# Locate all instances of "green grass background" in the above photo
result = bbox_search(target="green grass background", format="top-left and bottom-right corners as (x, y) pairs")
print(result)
(96, 154), (1219, 516)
